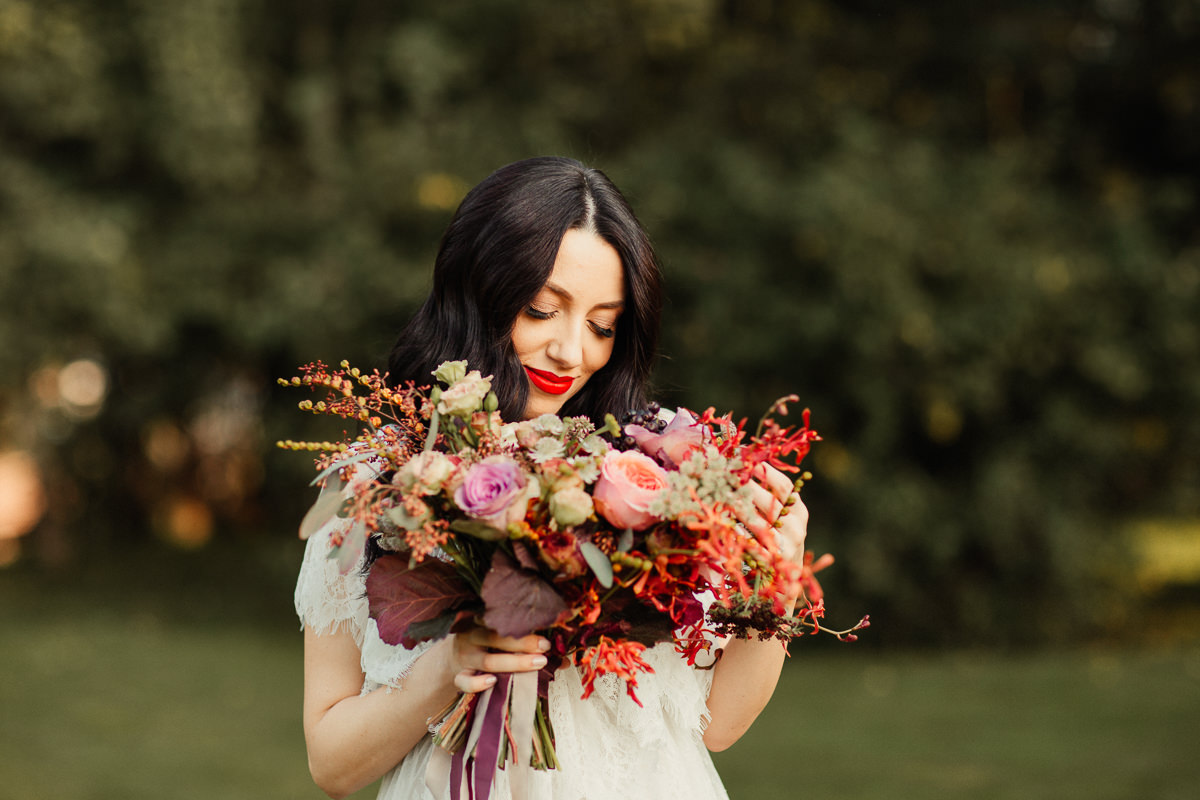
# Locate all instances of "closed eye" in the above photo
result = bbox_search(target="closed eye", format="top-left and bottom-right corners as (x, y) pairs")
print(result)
(589, 321), (616, 339)
(525, 306), (556, 321)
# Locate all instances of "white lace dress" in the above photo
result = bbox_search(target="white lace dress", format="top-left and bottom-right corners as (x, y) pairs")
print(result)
(295, 524), (731, 800)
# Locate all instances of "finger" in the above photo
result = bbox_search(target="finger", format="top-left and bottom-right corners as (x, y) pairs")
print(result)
(453, 634), (548, 671)
(749, 480), (784, 521)
(471, 630), (551, 654)
(788, 496), (810, 527)
(774, 504), (809, 561)
(751, 463), (795, 503)
(454, 670), (497, 694)
(465, 650), (548, 675)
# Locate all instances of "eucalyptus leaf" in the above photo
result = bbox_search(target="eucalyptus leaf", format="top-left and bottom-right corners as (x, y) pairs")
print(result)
(299, 479), (347, 540)
(308, 451), (376, 487)
(579, 540), (613, 589)
(449, 518), (507, 541)
(617, 528), (634, 553)
(329, 521), (367, 573)
(386, 505), (426, 530)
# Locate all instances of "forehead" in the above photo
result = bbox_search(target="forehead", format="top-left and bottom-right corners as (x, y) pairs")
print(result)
(543, 229), (625, 305)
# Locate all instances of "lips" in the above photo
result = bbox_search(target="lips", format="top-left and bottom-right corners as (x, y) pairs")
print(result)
(523, 365), (575, 396)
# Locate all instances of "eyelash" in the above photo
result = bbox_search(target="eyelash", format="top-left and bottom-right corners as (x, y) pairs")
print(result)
(525, 306), (616, 339)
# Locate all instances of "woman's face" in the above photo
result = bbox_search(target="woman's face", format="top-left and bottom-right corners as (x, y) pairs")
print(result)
(512, 229), (625, 419)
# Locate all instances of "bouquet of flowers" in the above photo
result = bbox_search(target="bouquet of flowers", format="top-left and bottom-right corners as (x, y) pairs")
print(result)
(280, 359), (866, 799)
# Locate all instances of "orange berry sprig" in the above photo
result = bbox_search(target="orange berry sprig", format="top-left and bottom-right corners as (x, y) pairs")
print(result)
(275, 360), (428, 460)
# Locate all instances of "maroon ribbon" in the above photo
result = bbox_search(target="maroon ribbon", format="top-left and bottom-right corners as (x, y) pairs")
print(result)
(444, 673), (512, 800)
(473, 672), (511, 800)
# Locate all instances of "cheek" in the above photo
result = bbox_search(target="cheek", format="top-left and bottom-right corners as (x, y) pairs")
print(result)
(509, 320), (536, 358)
(586, 338), (617, 374)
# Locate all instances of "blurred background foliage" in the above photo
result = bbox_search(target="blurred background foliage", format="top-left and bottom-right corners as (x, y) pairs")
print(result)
(1, 0), (1199, 647)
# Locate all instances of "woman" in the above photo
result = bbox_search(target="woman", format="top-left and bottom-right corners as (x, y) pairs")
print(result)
(295, 157), (808, 800)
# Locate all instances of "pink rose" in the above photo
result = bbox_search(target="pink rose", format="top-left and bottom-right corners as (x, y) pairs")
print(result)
(593, 450), (670, 531)
(626, 408), (706, 467)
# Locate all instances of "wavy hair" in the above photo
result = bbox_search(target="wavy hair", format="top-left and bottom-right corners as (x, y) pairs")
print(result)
(386, 157), (663, 424)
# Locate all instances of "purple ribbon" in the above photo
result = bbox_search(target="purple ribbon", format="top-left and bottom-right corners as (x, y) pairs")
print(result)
(434, 670), (539, 800)
(472, 672), (512, 800)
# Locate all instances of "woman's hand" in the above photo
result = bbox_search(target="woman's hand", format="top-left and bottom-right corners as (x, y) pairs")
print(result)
(704, 463), (812, 752)
(742, 463), (809, 565)
(446, 625), (551, 694)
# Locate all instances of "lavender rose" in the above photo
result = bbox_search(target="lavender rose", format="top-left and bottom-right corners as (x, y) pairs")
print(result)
(454, 456), (533, 530)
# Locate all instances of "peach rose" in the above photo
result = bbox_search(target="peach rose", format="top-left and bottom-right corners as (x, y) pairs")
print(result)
(593, 450), (670, 531)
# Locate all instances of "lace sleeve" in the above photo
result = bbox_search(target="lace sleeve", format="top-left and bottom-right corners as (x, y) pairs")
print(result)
(294, 518), (369, 646)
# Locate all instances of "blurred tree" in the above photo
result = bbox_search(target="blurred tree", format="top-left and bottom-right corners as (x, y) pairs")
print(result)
(1, 0), (1196, 642)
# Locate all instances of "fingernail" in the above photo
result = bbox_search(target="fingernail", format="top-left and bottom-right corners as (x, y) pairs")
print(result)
(531, 655), (548, 668)
(537, 639), (551, 652)
(483, 675), (497, 686)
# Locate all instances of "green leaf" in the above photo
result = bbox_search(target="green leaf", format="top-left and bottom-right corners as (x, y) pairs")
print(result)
(308, 452), (376, 487)
(617, 528), (634, 553)
(386, 505), (426, 530)
(579, 540), (613, 589)
(450, 518), (507, 541)
(328, 521), (367, 574)
(299, 478), (346, 540)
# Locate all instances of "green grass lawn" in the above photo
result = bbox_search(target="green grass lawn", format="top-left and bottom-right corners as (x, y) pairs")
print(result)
(2, 548), (1198, 800)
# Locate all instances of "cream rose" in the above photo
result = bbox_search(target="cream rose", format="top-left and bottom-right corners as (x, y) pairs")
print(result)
(549, 485), (594, 528)
(395, 450), (456, 495)
(437, 370), (492, 418)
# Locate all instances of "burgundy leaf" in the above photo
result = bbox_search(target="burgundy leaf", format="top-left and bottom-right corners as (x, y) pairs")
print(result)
(480, 550), (567, 639)
(403, 609), (460, 648)
(367, 555), (474, 647)
(511, 541), (540, 572)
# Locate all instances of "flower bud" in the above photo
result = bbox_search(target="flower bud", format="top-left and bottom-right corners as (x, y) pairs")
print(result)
(433, 360), (468, 386)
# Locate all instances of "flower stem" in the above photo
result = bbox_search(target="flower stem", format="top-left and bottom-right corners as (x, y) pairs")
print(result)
(423, 408), (441, 452)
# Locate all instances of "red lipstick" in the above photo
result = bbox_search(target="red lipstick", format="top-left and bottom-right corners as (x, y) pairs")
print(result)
(523, 365), (574, 396)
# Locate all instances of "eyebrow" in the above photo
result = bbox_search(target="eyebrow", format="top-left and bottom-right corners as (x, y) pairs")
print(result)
(543, 281), (625, 311)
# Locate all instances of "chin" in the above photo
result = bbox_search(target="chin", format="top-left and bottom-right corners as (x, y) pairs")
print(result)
(522, 391), (571, 420)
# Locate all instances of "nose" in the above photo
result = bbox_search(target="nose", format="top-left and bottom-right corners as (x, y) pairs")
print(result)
(546, 318), (584, 370)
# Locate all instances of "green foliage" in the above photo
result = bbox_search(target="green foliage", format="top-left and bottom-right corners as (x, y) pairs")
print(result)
(2, 0), (1198, 643)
